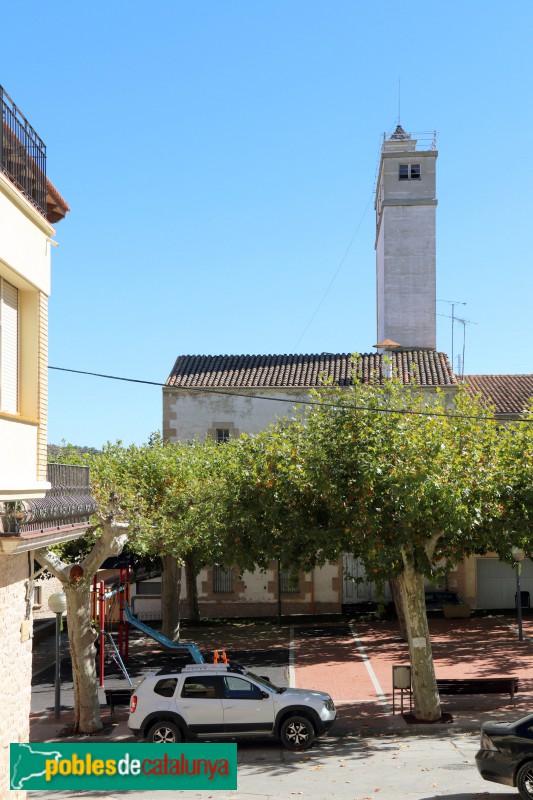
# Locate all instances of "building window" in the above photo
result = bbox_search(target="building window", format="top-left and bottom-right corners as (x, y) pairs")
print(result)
(0, 278), (18, 414)
(213, 565), (234, 593)
(280, 568), (300, 594)
(399, 164), (420, 181)
(215, 428), (230, 444)
(33, 585), (42, 607)
(136, 581), (162, 596)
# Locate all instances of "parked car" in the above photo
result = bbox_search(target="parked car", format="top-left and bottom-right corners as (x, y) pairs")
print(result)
(476, 714), (533, 800)
(128, 662), (336, 751)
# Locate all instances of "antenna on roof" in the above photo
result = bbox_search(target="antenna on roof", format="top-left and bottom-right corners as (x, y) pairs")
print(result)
(437, 299), (467, 369)
(438, 300), (477, 379)
(454, 315), (477, 379)
(398, 77), (401, 124)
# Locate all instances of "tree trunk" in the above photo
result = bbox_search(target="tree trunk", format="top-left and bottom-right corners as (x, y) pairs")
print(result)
(65, 582), (102, 733)
(397, 553), (441, 721)
(161, 554), (181, 640)
(35, 516), (128, 733)
(185, 552), (200, 622)
(389, 578), (408, 640)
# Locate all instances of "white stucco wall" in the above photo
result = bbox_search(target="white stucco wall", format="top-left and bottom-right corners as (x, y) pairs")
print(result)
(0, 174), (52, 502)
(375, 148), (437, 349)
(0, 173), (53, 295)
(163, 388), (310, 442)
(312, 561), (340, 603)
(0, 166), (57, 796)
(0, 417), (49, 501)
(379, 203), (436, 348)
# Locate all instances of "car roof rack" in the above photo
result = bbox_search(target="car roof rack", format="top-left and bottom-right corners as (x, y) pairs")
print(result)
(153, 662), (248, 677)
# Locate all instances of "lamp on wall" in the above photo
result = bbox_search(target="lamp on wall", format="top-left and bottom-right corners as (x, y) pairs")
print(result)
(512, 547), (526, 642)
(0, 536), (20, 554)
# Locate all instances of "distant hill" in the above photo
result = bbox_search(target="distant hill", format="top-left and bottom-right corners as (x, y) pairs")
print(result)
(48, 443), (102, 457)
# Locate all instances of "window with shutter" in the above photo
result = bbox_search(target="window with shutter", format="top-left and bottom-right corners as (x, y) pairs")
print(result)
(0, 278), (19, 414)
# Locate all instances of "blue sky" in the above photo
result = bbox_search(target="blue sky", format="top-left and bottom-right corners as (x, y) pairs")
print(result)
(2, 1), (532, 448)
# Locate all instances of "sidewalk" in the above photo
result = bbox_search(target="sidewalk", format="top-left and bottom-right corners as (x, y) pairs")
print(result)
(30, 613), (533, 743)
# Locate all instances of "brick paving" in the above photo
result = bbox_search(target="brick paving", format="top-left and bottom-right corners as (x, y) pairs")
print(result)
(30, 612), (533, 742)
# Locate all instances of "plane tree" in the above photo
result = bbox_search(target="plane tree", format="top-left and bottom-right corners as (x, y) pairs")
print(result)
(211, 422), (344, 621)
(490, 401), (533, 557)
(290, 379), (505, 721)
(40, 436), (223, 730)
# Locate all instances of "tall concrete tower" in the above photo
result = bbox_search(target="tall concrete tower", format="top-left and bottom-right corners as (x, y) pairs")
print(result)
(375, 125), (437, 350)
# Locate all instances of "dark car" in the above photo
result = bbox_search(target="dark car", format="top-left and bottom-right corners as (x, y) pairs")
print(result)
(476, 715), (533, 800)
(424, 590), (463, 611)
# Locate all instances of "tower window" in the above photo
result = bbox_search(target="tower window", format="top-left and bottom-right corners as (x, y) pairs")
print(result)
(399, 164), (420, 180)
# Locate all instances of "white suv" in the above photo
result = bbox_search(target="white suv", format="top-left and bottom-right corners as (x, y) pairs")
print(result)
(128, 662), (336, 750)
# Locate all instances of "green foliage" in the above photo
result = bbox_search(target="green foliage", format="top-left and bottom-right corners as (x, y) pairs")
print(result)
(299, 379), (506, 581)
(48, 385), (533, 583)
(49, 435), (229, 569)
(215, 422), (338, 573)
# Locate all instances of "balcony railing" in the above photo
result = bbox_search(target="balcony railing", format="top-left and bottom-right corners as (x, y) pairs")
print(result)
(1, 464), (98, 534)
(0, 86), (47, 215)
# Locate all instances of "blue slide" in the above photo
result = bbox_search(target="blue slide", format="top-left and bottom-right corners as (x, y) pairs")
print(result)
(123, 602), (204, 663)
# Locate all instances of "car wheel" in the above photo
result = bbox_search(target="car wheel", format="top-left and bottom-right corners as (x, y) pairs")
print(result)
(518, 762), (533, 800)
(146, 720), (182, 744)
(280, 715), (315, 751)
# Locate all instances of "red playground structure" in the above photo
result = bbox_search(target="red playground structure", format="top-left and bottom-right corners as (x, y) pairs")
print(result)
(91, 566), (130, 687)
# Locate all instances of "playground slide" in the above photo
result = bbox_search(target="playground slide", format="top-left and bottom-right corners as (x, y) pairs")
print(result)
(123, 602), (204, 663)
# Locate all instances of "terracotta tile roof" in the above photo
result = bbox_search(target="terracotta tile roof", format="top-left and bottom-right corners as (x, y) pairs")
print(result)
(46, 179), (70, 223)
(166, 351), (456, 389)
(463, 375), (533, 416)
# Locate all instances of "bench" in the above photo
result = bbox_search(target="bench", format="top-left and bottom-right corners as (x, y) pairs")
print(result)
(104, 687), (134, 717)
(436, 677), (518, 701)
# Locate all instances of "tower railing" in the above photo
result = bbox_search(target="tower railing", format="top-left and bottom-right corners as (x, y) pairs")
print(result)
(382, 129), (437, 151)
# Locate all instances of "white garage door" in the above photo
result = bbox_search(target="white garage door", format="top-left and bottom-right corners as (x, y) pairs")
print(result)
(476, 558), (533, 609)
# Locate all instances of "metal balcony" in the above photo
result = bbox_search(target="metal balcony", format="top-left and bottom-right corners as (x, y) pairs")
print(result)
(0, 86), (47, 215)
(1, 464), (98, 535)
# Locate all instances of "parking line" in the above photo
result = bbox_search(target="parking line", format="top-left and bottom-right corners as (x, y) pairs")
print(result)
(348, 621), (392, 713)
(289, 625), (296, 687)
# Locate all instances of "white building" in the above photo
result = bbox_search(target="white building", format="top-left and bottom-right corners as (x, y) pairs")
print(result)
(0, 86), (95, 799)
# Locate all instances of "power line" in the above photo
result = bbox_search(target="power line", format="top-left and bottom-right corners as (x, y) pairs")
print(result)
(293, 194), (374, 350)
(48, 365), (533, 425)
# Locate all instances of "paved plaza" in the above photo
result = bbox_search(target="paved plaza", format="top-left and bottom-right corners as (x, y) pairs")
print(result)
(28, 613), (533, 799)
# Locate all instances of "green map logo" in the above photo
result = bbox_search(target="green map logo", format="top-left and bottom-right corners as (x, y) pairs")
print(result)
(11, 743), (237, 790)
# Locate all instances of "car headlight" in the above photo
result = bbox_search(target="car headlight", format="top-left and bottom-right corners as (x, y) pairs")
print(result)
(480, 730), (498, 751)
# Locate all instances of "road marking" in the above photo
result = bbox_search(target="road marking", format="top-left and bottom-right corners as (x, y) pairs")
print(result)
(348, 621), (392, 713)
(289, 625), (296, 687)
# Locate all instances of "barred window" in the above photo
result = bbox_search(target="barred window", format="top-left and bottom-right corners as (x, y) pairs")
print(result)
(213, 565), (234, 593)
(280, 568), (300, 594)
